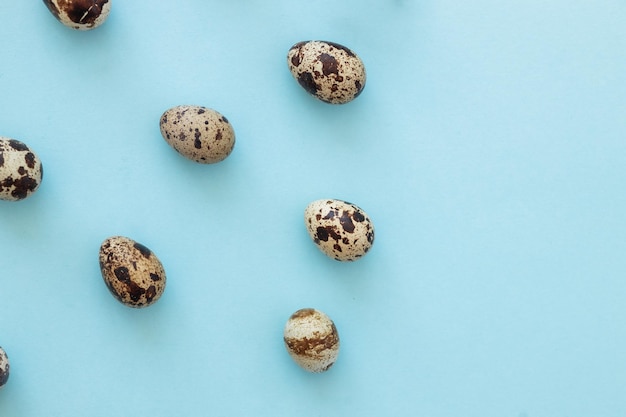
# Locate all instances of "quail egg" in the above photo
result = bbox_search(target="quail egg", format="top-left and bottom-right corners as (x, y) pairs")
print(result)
(287, 40), (366, 104)
(42, 0), (111, 30)
(160, 105), (236, 164)
(304, 199), (375, 261)
(99, 236), (166, 308)
(283, 308), (340, 373)
(0, 137), (43, 202)
(0, 346), (9, 389)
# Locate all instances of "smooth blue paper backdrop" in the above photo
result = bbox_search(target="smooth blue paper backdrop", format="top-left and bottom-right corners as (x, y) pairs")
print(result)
(1, 1), (625, 416)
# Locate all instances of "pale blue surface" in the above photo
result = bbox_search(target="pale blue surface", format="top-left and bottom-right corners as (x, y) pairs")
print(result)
(1, 1), (625, 416)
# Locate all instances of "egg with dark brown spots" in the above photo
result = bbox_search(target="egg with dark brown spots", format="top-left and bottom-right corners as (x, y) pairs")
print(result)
(99, 236), (166, 308)
(42, 0), (111, 30)
(160, 105), (236, 164)
(287, 40), (366, 104)
(0, 137), (43, 202)
(304, 199), (375, 261)
(283, 308), (340, 373)
(0, 346), (9, 388)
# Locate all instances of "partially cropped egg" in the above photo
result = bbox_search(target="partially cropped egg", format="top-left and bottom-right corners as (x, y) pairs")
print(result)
(42, 0), (111, 30)
(159, 105), (236, 164)
(304, 199), (375, 261)
(287, 40), (366, 104)
(283, 308), (340, 373)
(0, 346), (9, 389)
(99, 236), (166, 308)
(0, 137), (43, 202)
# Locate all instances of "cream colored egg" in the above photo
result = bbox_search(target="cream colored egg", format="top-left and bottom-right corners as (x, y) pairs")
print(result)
(0, 137), (43, 202)
(287, 40), (366, 104)
(99, 236), (166, 308)
(304, 199), (375, 261)
(43, 0), (111, 30)
(0, 346), (9, 389)
(160, 105), (236, 164)
(283, 308), (340, 373)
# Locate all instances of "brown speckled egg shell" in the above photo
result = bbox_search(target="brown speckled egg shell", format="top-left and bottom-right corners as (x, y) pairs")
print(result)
(0, 346), (9, 389)
(0, 137), (43, 202)
(43, 0), (111, 30)
(304, 199), (375, 261)
(283, 308), (340, 373)
(287, 40), (366, 104)
(99, 236), (166, 308)
(159, 105), (236, 164)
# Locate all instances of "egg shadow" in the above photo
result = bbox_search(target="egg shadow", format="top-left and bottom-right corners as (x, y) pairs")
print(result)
(155, 143), (246, 204)
(290, 88), (370, 141)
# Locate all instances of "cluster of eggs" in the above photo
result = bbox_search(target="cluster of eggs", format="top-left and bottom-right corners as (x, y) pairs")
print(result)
(1, 1), (376, 381)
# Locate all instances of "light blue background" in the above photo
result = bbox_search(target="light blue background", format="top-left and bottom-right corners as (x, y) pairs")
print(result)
(1, 1), (625, 416)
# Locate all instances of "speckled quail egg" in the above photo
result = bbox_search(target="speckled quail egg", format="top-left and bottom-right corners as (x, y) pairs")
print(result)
(283, 308), (340, 373)
(99, 236), (166, 308)
(304, 199), (375, 261)
(0, 346), (9, 389)
(42, 0), (111, 30)
(287, 40), (366, 104)
(0, 137), (43, 202)
(160, 105), (236, 164)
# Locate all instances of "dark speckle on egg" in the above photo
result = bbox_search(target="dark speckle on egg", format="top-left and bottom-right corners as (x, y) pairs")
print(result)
(297, 72), (319, 95)
(8, 140), (28, 151)
(114, 266), (131, 282)
(133, 242), (152, 258)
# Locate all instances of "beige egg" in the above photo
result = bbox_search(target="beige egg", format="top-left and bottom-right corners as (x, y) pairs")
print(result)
(283, 308), (340, 373)
(160, 105), (236, 164)
(99, 236), (166, 308)
(304, 199), (375, 261)
(287, 40), (366, 104)
(0, 346), (9, 389)
(0, 137), (43, 202)
(42, 0), (111, 30)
